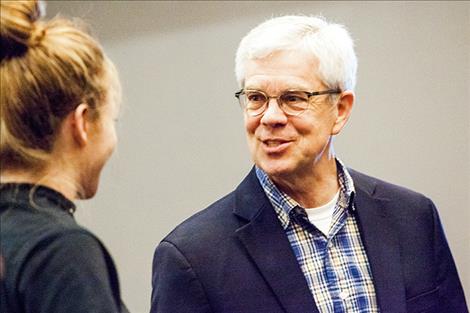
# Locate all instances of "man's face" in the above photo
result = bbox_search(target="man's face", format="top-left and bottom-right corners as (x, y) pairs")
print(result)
(243, 49), (341, 180)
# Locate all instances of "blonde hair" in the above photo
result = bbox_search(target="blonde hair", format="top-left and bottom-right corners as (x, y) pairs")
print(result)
(0, 0), (119, 170)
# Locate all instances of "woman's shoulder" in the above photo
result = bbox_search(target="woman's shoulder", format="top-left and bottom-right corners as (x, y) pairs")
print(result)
(1, 206), (122, 312)
(1, 182), (82, 251)
(2, 208), (114, 278)
(1, 183), (118, 290)
(1, 194), (83, 261)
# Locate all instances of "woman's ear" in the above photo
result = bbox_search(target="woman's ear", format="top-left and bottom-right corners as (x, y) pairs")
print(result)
(70, 103), (91, 147)
(332, 91), (354, 135)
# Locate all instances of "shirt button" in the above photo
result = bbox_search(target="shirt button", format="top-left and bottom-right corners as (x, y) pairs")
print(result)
(339, 291), (349, 300)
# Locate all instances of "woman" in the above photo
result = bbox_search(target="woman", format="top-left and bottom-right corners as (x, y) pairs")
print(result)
(0, 1), (128, 312)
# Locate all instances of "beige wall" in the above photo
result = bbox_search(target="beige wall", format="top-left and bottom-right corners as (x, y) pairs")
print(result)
(47, 1), (470, 312)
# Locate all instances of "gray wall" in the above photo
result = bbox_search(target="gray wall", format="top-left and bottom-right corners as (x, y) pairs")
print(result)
(47, 2), (469, 312)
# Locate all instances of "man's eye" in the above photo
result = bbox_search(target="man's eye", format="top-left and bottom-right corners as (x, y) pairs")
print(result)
(282, 93), (307, 103)
(247, 93), (266, 102)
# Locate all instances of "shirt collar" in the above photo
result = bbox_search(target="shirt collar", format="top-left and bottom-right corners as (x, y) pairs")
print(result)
(0, 183), (76, 215)
(335, 158), (356, 210)
(255, 158), (356, 230)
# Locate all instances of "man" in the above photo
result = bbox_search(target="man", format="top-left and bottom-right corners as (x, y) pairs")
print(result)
(150, 15), (467, 313)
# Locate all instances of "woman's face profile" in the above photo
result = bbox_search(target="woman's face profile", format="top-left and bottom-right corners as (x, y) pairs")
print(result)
(80, 84), (120, 199)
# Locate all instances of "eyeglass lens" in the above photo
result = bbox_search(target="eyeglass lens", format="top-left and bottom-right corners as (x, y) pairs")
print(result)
(242, 91), (310, 116)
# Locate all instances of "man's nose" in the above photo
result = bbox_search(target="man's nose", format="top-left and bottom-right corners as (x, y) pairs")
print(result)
(260, 98), (288, 126)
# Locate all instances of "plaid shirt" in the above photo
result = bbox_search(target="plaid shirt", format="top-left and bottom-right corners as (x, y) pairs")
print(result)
(256, 160), (379, 313)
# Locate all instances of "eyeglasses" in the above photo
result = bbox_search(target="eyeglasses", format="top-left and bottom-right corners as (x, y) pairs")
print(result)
(234, 88), (341, 116)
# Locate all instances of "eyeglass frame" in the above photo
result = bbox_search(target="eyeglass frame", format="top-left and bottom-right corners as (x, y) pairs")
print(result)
(234, 88), (342, 116)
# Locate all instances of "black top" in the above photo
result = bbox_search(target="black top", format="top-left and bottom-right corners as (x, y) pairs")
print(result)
(0, 183), (128, 313)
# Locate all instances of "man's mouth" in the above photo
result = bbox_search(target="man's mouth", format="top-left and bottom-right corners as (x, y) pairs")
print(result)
(260, 138), (293, 153)
(263, 140), (289, 147)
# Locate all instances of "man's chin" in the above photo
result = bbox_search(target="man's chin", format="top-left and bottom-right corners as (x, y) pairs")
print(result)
(256, 160), (294, 178)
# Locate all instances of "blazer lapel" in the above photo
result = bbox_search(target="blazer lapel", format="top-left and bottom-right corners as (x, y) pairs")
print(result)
(233, 168), (319, 313)
(352, 171), (407, 313)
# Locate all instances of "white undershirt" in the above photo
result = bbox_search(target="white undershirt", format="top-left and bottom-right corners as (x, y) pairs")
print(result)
(305, 190), (340, 236)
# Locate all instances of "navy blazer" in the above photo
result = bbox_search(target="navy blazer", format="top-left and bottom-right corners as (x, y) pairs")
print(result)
(151, 168), (467, 313)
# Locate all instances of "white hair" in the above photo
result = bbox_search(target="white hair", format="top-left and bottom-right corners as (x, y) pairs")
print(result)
(235, 15), (357, 91)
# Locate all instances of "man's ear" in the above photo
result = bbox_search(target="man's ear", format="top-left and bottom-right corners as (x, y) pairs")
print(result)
(332, 91), (354, 135)
(70, 103), (91, 147)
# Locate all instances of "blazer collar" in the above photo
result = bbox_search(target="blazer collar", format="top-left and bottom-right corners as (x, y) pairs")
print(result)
(233, 167), (319, 313)
(232, 167), (266, 221)
(350, 169), (407, 313)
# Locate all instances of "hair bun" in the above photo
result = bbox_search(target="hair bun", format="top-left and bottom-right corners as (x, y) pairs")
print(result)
(0, 0), (45, 60)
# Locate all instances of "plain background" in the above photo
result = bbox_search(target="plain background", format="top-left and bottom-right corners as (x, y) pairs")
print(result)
(46, 1), (469, 312)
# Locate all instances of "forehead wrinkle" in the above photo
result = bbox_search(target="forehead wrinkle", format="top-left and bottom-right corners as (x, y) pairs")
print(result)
(245, 77), (318, 95)
(243, 50), (322, 94)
